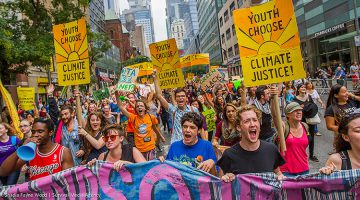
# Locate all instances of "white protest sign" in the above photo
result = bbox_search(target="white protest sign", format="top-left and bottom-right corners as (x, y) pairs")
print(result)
(116, 67), (139, 92)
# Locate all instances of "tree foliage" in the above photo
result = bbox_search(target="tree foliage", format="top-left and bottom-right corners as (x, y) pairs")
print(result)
(0, 0), (111, 83)
(122, 56), (151, 67)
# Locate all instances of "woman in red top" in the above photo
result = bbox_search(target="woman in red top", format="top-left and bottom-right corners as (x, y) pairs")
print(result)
(280, 102), (309, 177)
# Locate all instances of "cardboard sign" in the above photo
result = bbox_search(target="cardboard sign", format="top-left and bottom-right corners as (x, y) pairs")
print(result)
(17, 87), (35, 111)
(199, 69), (224, 91)
(203, 109), (216, 132)
(180, 54), (210, 68)
(233, 0), (305, 86)
(150, 39), (185, 89)
(92, 88), (110, 101)
(53, 18), (90, 86)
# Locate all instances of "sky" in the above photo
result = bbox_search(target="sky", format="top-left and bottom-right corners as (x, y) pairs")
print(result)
(118, 0), (168, 42)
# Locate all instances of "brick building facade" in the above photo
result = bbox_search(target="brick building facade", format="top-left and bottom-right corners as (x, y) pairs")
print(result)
(105, 19), (131, 62)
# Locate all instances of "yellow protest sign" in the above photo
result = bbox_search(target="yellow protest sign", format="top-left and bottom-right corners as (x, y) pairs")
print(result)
(187, 73), (194, 80)
(53, 18), (90, 86)
(210, 66), (219, 71)
(17, 87), (35, 111)
(180, 53), (210, 68)
(49, 57), (54, 72)
(129, 62), (153, 77)
(150, 38), (185, 89)
(233, 0), (305, 87)
(150, 38), (181, 71)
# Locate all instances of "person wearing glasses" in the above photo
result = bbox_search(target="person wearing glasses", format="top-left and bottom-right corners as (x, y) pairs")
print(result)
(153, 70), (199, 144)
(320, 111), (360, 174)
(19, 119), (32, 140)
(0, 118), (74, 181)
(88, 124), (146, 171)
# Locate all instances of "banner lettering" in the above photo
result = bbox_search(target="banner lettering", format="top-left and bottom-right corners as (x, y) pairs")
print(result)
(180, 53), (210, 68)
(1, 161), (360, 199)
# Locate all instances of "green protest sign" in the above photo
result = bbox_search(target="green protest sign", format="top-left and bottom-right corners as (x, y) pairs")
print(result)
(203, 109), (216, 132)
(92, 88), (110, 101)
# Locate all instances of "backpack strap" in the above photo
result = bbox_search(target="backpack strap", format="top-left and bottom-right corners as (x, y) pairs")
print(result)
(11, 136), (17, 149)
(301, 122), (310, 136)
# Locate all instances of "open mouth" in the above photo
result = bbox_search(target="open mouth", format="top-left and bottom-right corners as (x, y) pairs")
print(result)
(249, 129), (257, 138)
(184, 134), (192, 139)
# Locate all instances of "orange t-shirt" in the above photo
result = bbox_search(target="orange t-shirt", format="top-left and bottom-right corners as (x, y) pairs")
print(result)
(128, 113), (157, 152)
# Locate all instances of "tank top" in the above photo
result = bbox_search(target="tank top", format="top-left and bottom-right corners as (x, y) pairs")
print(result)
(103, 144), (135, 163)
(28, 144), (64, 181)
(339, 151), (352, 170)
(280, 125), (309, 174)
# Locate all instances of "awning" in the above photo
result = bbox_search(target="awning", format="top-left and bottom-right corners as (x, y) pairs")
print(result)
(320, 31), (357, 43)
(99, 76), (113, 83)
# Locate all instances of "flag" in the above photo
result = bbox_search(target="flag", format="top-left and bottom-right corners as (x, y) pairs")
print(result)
(0, 79), (23, 139)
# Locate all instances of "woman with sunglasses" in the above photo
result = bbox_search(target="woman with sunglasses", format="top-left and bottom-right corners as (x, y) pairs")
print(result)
(320, 111), (360, 174)
(78, 112), (109, 164)
(88, 124), (146, 171)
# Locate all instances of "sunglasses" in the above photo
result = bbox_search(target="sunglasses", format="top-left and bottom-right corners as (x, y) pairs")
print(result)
(102, 135), (119, 142)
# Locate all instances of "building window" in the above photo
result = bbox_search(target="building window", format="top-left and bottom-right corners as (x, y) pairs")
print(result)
(226, 28), (231, 40)
(221, 34), (225, 44)
(234, 44), (239, 55)
(110, 30), (114, 39)
(238, 0), (243, 7)
(230, 2), (235, 16)
(224, 10), (229, 22)
(228, 47), (233, 58)
(232, 24), (236, 36)
(219, 17), (223, 27)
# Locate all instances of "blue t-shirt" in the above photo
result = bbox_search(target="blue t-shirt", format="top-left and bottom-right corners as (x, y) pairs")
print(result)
(166, 139), (217, 168)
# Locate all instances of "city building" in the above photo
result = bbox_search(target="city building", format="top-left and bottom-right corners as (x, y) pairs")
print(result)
(132, 25), (147, 55)
(105, 18), (132, 62)
(171, 19), (186, 50)
(104, 0), (121, 18)
(121, 5), (155, 55)
(89, 0), (106, 32)
(196, 0), (226, 63)
(294, 0), (360, 73)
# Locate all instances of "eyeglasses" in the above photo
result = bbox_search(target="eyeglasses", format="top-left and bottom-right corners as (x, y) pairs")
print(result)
(102, 135), (119, 142)
(19, 125), (29, 128)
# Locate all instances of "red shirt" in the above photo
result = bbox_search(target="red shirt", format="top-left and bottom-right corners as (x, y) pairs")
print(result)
(27, 144), (64, 180)
(126, 104), (136, 133)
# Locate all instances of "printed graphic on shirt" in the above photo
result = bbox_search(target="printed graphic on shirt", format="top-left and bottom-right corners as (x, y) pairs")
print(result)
(173, 155), (203, 168)
(138, 124), (148, 135)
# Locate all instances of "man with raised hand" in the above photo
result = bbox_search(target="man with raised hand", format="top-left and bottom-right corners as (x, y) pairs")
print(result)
(153, 70), (199, 143)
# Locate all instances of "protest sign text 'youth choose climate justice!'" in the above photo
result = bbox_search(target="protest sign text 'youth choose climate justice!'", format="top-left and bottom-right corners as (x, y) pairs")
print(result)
(53, 18), (90, 86)
(150, 38), (185, 89)
(233, 0), (305, 87)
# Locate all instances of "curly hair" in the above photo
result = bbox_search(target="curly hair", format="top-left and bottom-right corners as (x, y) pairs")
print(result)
(181, 112), (203, 130)
(235, 105), (262, 126)
(335, 112), (360, 152)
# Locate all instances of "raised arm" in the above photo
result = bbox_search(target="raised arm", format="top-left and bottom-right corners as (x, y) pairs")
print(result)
(78, 127), (105, 150)
(152, 70), (169, 110)
(115, 91), (131, 118)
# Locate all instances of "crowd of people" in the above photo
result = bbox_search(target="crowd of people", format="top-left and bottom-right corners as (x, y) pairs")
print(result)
(1, 70), (360, 187)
